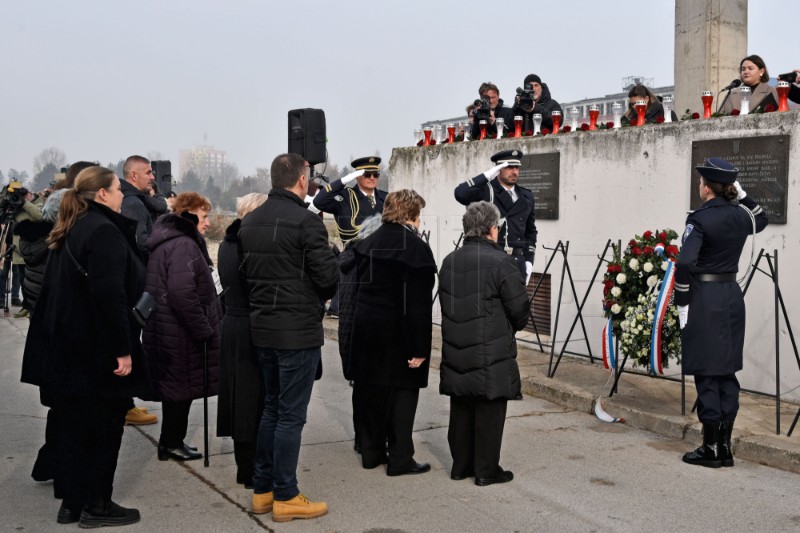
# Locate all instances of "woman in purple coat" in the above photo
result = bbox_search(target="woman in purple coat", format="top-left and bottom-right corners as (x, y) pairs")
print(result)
(143, 192), (222, 461)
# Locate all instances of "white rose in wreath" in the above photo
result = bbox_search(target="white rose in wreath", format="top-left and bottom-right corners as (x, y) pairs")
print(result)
(611, 287), (622, 297)
(616, 273), (627, 284)
(647, 274), (658, 288)
(629, 258), (639, 271)
(643, 262), (654, 273)
(661, 261), (668, 271)
(611, 304), (622, 314)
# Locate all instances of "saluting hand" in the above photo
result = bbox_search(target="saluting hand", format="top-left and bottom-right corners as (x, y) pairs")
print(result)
(114, 355), (132, 376)
(341, 169), (364, 186)
(483, 162), (509, 181)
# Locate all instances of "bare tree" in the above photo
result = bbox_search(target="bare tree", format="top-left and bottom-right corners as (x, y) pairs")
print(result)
(32, 147), (67, 175)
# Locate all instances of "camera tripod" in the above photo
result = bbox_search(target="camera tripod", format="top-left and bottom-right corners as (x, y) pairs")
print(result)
(0, 217), (16, 318)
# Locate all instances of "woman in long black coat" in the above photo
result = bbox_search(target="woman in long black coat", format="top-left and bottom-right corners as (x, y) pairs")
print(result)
(216, 192), (267, 487)
(21, 166), (147, 527)
(143, 192), (222, 462)
(350, 190), (437, 476)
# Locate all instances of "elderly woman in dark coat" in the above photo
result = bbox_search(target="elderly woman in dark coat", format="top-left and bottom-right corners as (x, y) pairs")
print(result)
(350, 190), (437, 476)
(216, 192), (267, 487)
(21, 166), (147, 527)
(439, 201), (529, 486)
(143, 192), (222, 462)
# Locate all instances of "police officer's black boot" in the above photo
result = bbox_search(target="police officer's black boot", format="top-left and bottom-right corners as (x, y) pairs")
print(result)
(719, 421), (734, 467)
(682, 422), (722, 468)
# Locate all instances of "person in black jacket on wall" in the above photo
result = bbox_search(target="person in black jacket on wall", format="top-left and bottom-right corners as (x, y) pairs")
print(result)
(676, 158), (768, 468)
(240, 153), (338, 522)
(439, 201), (529, 486)
(621, 84), (678, 125)
(21, 166), (148, 527)
(216, 192), (268, 488)
(470, 81), (515, 138)
(512, 73), (563, 131)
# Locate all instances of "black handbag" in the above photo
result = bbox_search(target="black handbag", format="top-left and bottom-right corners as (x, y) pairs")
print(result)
(65, 242), (157, 327)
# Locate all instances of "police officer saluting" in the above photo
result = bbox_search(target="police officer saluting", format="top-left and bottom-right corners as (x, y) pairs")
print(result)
(676, 157), (768, 468)
(313, 156), (388, 243)
(454, 150), (537, 282)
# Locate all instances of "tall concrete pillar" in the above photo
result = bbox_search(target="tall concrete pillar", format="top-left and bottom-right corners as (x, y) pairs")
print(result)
(674, 0), (747, 115)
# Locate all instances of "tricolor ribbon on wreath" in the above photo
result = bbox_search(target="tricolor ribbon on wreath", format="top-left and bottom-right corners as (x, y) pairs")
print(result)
(649, 245), (676, 375)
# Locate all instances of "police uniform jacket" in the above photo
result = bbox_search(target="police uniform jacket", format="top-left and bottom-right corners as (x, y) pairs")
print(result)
(675, 195), (768, 375)
(313, 180), (387, 242)
(454, 175), (537, 263)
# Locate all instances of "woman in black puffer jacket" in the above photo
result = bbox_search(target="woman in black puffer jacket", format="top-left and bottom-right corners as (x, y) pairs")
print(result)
(143, 192), (222, 462)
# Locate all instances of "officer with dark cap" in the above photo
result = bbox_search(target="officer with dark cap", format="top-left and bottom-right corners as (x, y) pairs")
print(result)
(512, 74), (563, 131)
(313, 156), (388, 243)
(676, 157), (768, 469)
(454, 149), (537, 283)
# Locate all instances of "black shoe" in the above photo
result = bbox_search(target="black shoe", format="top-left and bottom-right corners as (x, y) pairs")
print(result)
(387, 461), (431, 477)
(11, 298), (22, 307)
(183, 442), (198, 452)
(79, 499), (140, 528)
(450, 470), (474, 481)
(56, 501), (82, 524)
(719, 421), (735, 468)
(683, 422), (722, 468)
(158, 443), (202, 461)
(475, 470), (514, 486)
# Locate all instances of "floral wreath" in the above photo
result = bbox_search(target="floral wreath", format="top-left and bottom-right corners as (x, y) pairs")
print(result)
(602, 229), (682, 370)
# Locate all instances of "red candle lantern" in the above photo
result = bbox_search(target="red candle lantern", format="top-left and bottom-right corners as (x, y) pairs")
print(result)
(701, 91), (713, 119)
(634, 100), (647, 126)
(447, 123), (456, 143)
(423, 127), (432, 146)
(551, 110), (562, 134)
(588, 105), (599, 130)
(513, 115), (522, 138)
(479, 120), (488, 140)
(777, 81), (791, 112)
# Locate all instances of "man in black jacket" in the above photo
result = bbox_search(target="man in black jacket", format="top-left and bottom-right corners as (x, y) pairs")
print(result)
(454, 149), (537, 283)
(471, 82), (515, 139)
(512, 73), (563, 131)
(240, 153), (338, 522)
(439, 201), (529, 486)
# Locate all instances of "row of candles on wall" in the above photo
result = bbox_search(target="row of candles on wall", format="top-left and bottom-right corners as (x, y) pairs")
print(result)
(415, 81), (793, 146)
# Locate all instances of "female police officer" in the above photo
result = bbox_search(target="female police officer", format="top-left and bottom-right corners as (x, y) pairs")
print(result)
(675, 157), (768, 468)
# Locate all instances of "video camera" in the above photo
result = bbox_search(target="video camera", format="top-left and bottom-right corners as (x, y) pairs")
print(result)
(0, 181), (27, 220)
(515, 85), (537, 114)
(472, 98), (492, 122)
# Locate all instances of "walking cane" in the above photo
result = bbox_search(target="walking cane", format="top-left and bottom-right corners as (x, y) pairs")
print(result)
(203, 341), (209, 467)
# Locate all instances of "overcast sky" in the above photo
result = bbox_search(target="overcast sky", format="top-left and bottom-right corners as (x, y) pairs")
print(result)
(1, 0), (797, 180)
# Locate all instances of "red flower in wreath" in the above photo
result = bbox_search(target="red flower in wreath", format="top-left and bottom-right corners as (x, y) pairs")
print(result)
(658, 231), (668, 242)
(655, 116), (665, 123)
(632, 246), (642, 256)
(666, 245), (679, 257)
(730, 109), (741, 116)
(580, 123), (590, 131)
(643, 230), (653, 240)
(643, 246), (654, 255)
(628, 239), (637, 247)
(764, 104), (776, 113)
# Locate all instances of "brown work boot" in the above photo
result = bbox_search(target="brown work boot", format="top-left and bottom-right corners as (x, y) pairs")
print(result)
(251, 491), (274, 514)
(125, 407), (157, 426)
(272, 493), (328, 522)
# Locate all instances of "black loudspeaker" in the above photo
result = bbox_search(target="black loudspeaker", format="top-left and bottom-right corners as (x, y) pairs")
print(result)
(288, 108), (326, 166)
(151, 160), (173, 194)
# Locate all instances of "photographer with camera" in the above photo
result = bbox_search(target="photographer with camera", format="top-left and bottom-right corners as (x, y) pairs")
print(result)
(1, 182), (43, 316)
(470, 82), (515, 139)
(512, 74), (563, 132)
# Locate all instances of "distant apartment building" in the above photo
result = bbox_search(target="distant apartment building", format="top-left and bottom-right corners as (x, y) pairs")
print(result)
(178, 144), (227, 179)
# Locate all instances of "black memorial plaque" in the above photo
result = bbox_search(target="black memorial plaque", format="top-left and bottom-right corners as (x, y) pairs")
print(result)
(518, 153), (560, 220)
(690, 136), (789, 224)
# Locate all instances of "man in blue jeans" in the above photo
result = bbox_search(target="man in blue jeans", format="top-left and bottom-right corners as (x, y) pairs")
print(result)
(239, 153), (338, 523)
